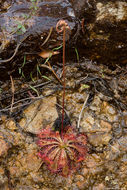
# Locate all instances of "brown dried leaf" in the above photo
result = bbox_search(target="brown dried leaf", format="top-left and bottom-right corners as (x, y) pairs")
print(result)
(38, 49), (59, 59)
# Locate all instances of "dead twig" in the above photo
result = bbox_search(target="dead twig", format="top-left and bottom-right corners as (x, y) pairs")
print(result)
(10, 75), (15, 112)
(0, 94), (69, 115)
(41, 27), (53, 46)
(40, 62), (62, 84)
(0, 35), (28, 64)
(47, 61), (62, 84)
(77, 94), (89, 129)
(81, 18), (85, 34)
(27, 91), (36, 99)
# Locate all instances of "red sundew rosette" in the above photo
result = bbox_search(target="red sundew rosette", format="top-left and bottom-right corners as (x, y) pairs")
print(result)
(37, 126), (87, 176)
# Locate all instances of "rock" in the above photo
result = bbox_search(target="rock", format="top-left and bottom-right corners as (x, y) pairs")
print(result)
(70, 0), (90, 18)
(5, 119), (17, 131)
(88, 132), (112, 146)
(0, 0), (12, 11)
(9, 144), (42, 178)
(30, 172), (44, 183)
(96, 2), (127, 22)
(117, 135), (127, 151)
(119, 161), (127, 180)
(121, 154), (127, 164)
(19, 96), (58, 134)
(0, 0), (75, 52)
(0, 167), (8, 190)
(80, 112), (95, 132)
(89, 95), (102, 113)
(0, 137), (9, 157)
(100, 101), (117, 122)
(84, 95), (117, 124)
(81, 111), (112, 133)
(76, 180), (87, 190)
(74, 175), (84, 182)
(92, 183), (105, 190)
(0, 116), (25, 147)
(60, 89), (87, 119)
(74, 0), (127, 65)
(83, 154), (104, 176)
(13, 186), (35, 190)
(106, 141), (120, 160)
(100, 120), (112, 132)
(85, 154), (102, 168)
(0, 0), (76, 80)
(112, 122), (122, 138)
(120, 111), (127, 128)
(20, 151), (42, 172)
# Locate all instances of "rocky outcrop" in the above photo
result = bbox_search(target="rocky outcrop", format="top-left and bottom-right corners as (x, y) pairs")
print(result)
(72, 0), (127, 65)
(0, 0), (75, 59)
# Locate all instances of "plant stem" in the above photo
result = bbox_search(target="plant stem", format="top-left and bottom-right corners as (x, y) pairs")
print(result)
(61, 25), (66, 138)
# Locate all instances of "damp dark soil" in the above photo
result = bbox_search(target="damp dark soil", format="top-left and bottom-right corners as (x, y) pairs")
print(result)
(0, 0), (127, 190)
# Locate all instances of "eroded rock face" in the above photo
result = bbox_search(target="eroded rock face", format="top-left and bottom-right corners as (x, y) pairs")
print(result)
(75, 0), (127, 65)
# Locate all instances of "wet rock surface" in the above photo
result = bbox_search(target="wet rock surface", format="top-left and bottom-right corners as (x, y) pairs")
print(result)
(0, 0), (75, 78)
(0, 0), (77, 80)
(0, 0), (75, 47)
